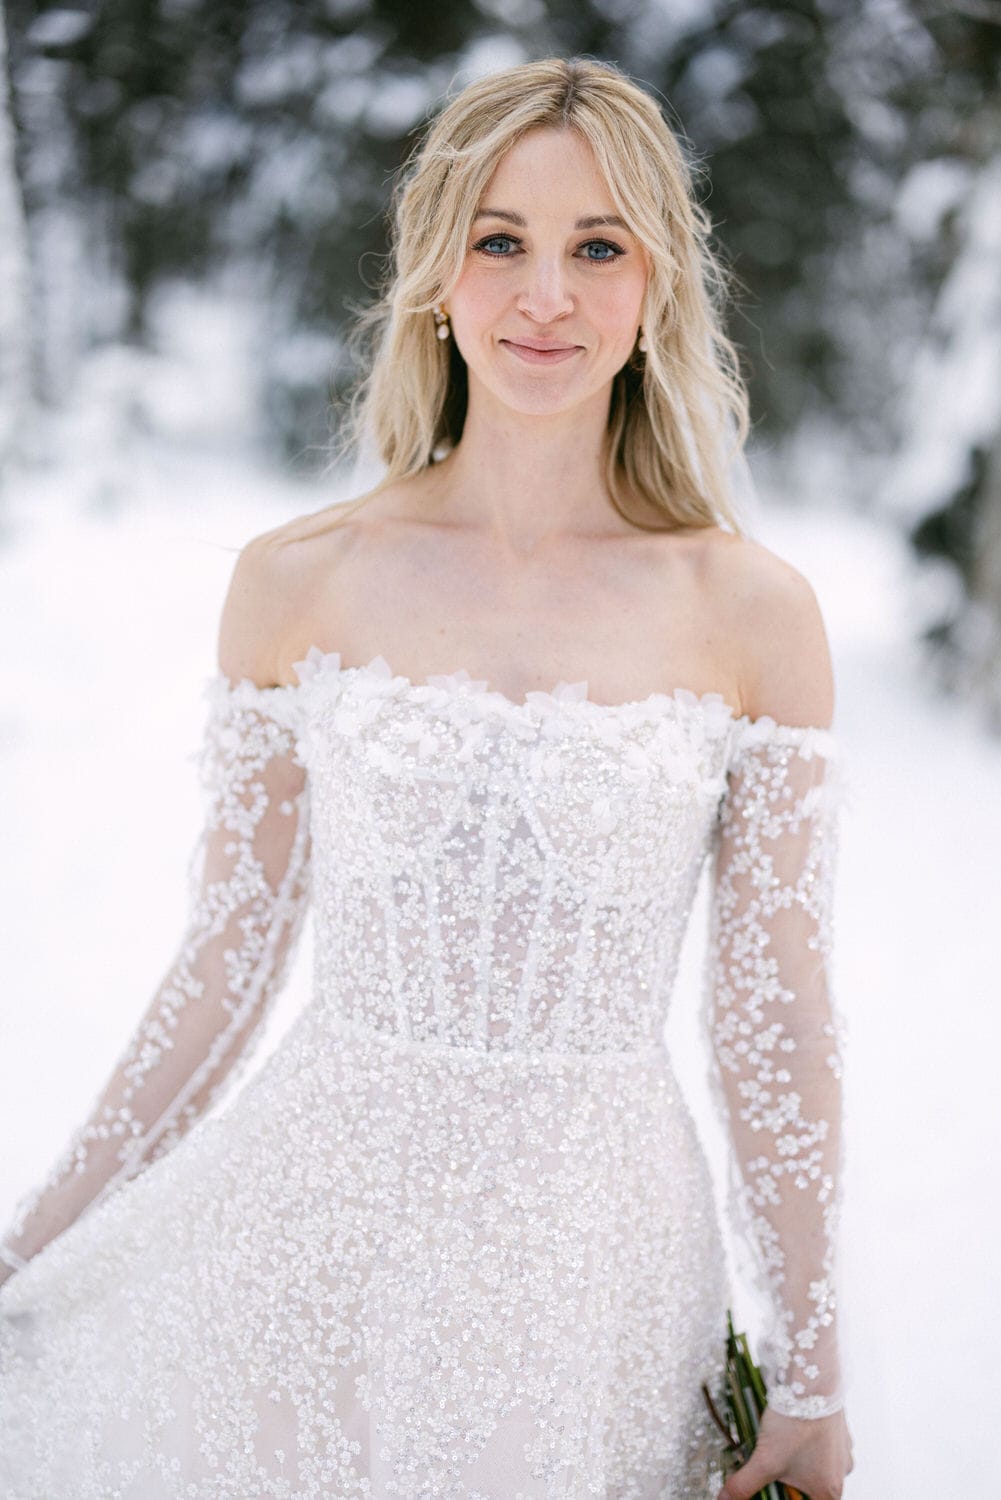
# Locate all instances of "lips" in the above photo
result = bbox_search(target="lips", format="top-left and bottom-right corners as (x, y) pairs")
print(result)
(500, 338), (583, 366)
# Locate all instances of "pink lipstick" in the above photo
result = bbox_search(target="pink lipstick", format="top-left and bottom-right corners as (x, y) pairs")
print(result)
(500, 338), (582, 365)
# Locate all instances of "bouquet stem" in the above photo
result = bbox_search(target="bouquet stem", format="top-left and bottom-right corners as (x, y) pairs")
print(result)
(700, 1309), (808, 1500)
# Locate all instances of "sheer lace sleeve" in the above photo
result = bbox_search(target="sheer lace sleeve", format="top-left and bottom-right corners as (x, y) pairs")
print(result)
(0, 674), (312, 1286)
(704, 716), (850, 1419)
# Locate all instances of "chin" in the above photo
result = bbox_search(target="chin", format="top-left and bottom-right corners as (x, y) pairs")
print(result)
(483, 369), (597, 419)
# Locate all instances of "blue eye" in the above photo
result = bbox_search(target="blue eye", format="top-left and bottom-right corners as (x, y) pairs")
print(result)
(579, 240), (623, 262)
(474, 235), (518, 256)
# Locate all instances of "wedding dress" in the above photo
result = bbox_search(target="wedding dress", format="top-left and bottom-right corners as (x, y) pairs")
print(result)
(0, 644), (849, 1499)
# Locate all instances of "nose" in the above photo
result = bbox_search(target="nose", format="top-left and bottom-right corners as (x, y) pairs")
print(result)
(516, 254), (574, 324)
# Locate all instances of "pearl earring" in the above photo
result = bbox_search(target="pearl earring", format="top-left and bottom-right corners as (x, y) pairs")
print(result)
(433, 305), (451, 341)
(637, 329), (648, 353)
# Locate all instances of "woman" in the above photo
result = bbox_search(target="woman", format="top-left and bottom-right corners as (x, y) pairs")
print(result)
(0, 57), (854, 1499)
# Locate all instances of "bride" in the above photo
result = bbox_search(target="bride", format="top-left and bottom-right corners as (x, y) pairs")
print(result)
(1, 56), (854, 1500)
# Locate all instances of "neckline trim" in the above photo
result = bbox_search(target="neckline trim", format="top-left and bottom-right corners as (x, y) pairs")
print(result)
(208, 645), (840, 752)
(291, 644), (740, 721)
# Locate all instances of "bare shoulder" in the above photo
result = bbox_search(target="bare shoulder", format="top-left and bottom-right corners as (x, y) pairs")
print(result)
(215, 472), (440, 687)
(702, 531), (835, 729)
(215, 497), (377, 689)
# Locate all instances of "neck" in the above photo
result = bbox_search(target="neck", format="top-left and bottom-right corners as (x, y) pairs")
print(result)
(431, 382), (622, 556)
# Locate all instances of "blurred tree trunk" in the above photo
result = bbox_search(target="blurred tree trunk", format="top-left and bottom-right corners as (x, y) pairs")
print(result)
(0, 0), (33, 475)
(970, 427), (1001, 733)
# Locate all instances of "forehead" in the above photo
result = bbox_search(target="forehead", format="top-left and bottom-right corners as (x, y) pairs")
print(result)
(478, 127), (619, 218)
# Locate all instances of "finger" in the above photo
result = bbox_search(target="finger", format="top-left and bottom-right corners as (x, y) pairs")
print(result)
(718, 1456), (779, 1500)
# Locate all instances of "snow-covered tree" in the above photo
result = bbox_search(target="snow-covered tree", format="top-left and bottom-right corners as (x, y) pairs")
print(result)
(883, 148), (1001, 731)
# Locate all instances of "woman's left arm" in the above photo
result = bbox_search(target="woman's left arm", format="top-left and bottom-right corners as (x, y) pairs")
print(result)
(704, 556), (855, 1498)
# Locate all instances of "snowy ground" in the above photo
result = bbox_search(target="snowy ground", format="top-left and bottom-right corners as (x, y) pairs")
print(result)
(1, 428), (998, 1493)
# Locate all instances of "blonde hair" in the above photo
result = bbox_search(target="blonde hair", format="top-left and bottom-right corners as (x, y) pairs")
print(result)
(332, 56), (751, 536)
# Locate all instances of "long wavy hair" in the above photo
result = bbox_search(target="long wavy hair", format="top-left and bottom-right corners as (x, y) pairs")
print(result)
(330, 56), (751, 536)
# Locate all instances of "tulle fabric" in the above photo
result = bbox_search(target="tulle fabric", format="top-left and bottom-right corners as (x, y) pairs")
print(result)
(0, 649), (848, 1496)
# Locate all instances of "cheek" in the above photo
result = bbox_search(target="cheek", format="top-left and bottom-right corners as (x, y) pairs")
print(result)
(449, 266), (507, 329)
(595, 272), (647, 336)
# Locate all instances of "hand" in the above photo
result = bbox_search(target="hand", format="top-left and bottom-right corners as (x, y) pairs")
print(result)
(718, 1403), (854, 1500)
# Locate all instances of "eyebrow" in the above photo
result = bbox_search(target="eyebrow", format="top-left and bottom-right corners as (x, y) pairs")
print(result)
(473, 208), (630, 231)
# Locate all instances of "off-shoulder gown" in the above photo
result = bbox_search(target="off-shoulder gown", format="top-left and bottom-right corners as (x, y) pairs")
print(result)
(0, 646), (849, 1498)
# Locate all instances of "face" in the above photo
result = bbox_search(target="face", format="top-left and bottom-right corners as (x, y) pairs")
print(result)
(445, 127), (649, 421)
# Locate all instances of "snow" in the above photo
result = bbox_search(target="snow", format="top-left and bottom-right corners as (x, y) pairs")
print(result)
(1, 413), (998, 1493)
(454, 34), (529, 84)
(365, 75), (434, 137)
(893, 155), (971, 242)
(681, 43), (748, 100)
(473, 0), (547, 27)
(22, 9), (93, 48)
(235, 42), (324, 108)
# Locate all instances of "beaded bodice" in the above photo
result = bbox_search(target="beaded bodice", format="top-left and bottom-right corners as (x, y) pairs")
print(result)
(291, 647), (736, 1057)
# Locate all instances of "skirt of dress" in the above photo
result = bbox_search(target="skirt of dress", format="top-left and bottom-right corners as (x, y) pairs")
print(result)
(0, 1004), (732, 1499)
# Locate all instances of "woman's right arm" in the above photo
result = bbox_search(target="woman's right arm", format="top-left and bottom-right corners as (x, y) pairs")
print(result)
(0, 541), (312, 1287)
